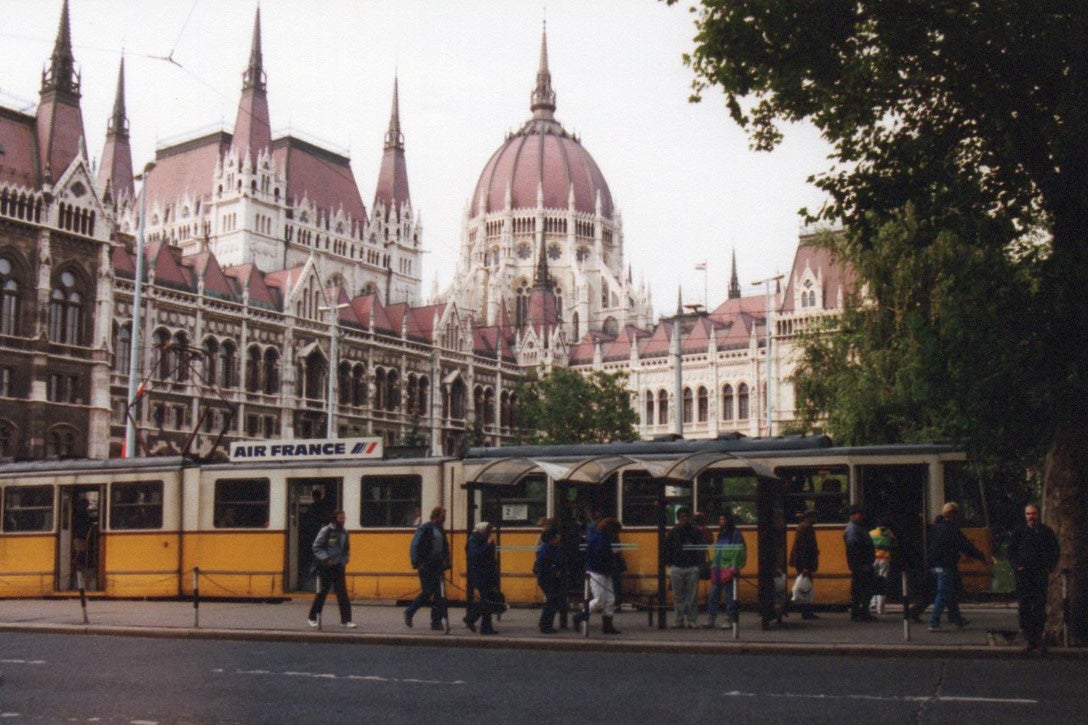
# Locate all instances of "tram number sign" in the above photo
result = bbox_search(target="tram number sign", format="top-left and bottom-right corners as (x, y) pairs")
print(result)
(502, 504), (529, 522)
(229, 437), (383, 462)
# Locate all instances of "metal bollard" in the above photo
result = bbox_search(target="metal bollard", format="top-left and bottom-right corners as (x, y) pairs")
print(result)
(902, 571), (910, 642)
(76, 570), (89, 624)
(192, 567), (200, 629)
(732, 577), (739, 641)
(582, 574), (591, 638)
(1062, 569), (1069, 649)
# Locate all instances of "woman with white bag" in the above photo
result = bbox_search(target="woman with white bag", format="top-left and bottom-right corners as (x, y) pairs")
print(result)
(788, 509), (820, 620)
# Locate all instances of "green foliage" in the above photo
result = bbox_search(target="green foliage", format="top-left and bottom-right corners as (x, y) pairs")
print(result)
(514, 368), (639, 445)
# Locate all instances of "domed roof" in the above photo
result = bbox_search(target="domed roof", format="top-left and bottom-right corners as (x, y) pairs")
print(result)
(470, 29), (614, 220)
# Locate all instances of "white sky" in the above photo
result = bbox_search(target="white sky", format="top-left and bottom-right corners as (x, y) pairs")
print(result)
(0, 0), (834, 315)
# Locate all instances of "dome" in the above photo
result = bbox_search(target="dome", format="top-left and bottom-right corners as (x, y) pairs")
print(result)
(469, 29), (614, 219)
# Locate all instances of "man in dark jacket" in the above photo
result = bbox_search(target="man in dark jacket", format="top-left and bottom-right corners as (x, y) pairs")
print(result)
(844, 504), (877, 622)
(927, 502), (987, 631)
(665, 507), (706, 628)
(535, 526), (567, 634)
(1008, 504), (1060, 653)
(405, 506), (450, 630)
(789, 509), (820, 620)
(464, 521), (501, 635)
(307, 510), (356, 629)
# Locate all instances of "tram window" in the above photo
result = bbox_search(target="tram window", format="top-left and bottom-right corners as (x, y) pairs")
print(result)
(481, 474), (546, 528)
(775, 466), (849, 524)
(3, 485), (54, 532)
(214, 479), (270, 528)
(621, 469), (659, 526)
(360, 475), (421, 527)
(697, 470), (759, 525)
(109, 481), (163, 529)
(942, 462), (987, 527)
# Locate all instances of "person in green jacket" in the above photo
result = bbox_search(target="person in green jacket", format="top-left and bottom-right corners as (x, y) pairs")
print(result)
(706, 509), (747, 628)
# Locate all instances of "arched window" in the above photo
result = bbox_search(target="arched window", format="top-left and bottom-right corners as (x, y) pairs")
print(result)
(114, 324), (132, 373)
(449, 378), (466, 420)
(484, 388), (495, 426)
(572, 311), (580, 341)
(657, 389), (669, 427)
(48, 270), (83, 344)
(721, 384), (734, 421)
(0, 420), (15, 458)
(219, 341), (236, 389)
(153, 329), (171, 380)
(0, 257), (19, 336)
(417, 376), (429, 415)
(697, 386), (709, 423)
(263, 349), (280, 395)
(645, 390), (654, 425)
(500, 391), (512, 428)
(172, 332), (189, 382)
(302, 350), (326, 400)
(385, 370), (400, 412)
(515, 283), (530, 328)
(351, 364), (366, 406)
(738, 383), (750, 420)
(204, 338), (219, 383)
(338, 361), (352, 405)
(45, 424), (78, 458)
(682, 387), (693, 424)
(245, 346), (261, 392)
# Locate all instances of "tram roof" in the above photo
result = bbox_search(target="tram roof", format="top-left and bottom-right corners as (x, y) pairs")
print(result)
(463, 434), (833, 461)
(0, 456), (192, 475)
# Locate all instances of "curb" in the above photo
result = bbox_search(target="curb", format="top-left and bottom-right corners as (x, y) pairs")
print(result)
(2, 623), (1084, 659)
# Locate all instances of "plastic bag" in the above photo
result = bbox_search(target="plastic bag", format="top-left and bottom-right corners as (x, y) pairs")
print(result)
(791, 573), (814, 604)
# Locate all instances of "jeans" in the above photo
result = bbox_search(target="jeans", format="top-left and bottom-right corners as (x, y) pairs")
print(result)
(406, 564), (447, 626)
(707, 579), (737, 623)
(670, 565), (701, 624)
(928, 567), (963, 628)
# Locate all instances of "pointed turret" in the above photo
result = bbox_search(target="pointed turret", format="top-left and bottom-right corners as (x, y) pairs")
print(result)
(373, 76), (411, 219)
(526, 235), (558, 330)
(231, 7), (272, 163)
(530, 21), (556, 120)
(728, 249), (741, 299)
(36, 0), (86, 183)
(97, 57), (134, 200)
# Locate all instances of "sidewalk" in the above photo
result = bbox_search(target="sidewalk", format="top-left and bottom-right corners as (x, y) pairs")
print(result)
(0, 598), (1080, 659)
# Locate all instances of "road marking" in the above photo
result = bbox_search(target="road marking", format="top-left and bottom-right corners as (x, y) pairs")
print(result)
(0, 659), (45, 665)
(723, 691), (1037, 706)
(215, 668), (466, 686)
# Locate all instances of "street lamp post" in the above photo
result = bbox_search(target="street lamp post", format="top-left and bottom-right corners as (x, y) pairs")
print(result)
(124, 162), (156, 457)
(320, 296), (350, 439)
(751, 274), (784, 437)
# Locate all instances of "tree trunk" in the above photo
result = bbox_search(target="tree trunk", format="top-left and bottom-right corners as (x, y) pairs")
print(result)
(1043, 414), (1088, 646)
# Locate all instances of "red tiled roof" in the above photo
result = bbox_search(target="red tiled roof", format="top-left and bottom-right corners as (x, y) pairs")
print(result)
(781, 235), (857, 313)
(147, 132), (232, 208)
(184, 250), (239, 301)
(0, 107), (40, 188)
(224, 263), (280, 309)
(272, 136), (367, 226)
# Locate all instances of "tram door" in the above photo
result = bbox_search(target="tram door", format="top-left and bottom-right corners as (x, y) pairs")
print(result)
(58, 486), (103, 592)
(857, 465), (927, 603)
(287, 478), (341, 591)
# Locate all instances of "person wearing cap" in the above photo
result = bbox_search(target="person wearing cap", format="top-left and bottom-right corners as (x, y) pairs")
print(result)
(1007, 504), (1060, 653)
(926, 501), (987, 632)
(844, 504), (878, 622)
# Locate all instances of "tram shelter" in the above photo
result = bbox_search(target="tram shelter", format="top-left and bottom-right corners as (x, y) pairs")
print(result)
(462, 450), (789, 629)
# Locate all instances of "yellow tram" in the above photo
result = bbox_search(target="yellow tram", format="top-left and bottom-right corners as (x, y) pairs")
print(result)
(0, 436), (993, 607)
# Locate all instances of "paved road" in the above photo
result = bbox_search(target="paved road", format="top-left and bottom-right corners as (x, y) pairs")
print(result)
(1, 632), (1084, 724)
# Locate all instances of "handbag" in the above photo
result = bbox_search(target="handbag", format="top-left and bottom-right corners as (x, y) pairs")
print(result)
(791, 573), (814, 604)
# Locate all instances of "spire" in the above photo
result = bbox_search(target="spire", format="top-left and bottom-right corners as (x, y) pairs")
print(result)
(530, 20), (556, 120)
(728, 249), (741, 299)
(41, 0), (79, 98)
(97, 57), (135, 200)
(232, 7), (272, 162)
(373, 76), (411, 218)
(36, 0), (85, 184)
(535, 235), (551, 288)
(242, 6), (266, 92)
(676, 285), (684, 315)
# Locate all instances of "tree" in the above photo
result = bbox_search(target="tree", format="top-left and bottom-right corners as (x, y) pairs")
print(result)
(670, 0), (1088, 642)
(514, 368), (639, 445)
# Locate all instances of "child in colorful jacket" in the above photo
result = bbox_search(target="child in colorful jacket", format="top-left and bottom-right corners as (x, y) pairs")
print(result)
(869, 522), (897, 614)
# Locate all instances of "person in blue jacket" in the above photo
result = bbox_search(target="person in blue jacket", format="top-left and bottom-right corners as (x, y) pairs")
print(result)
(464, 521), (501, 635)
(534, 526), (567, 634)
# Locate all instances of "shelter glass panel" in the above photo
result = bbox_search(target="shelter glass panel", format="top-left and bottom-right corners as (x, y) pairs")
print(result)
(942, 462), (987, 528)
(481, 474), (546, 528)
(774, 465), (849, 524)
(697, 469), (760, 525)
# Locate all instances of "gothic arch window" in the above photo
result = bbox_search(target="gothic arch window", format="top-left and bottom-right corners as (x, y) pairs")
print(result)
(385, 369), (400, 412)
(45, 424), (78, 458)
(645, 390), (654, 426)
(0, 256), (20, 336)
(682, 387), (693, 424)
(338, 361), (352, 405)
(572, 312), (580, 341)
(602, 317), (618, 337)
(204, 338), (219, 384)
(417, 375), (429, 415)
(721, 384), (734, 421)
(48, 269), (84, 345)
(302, 350), (326, 400)
(697, 386), (709, 423)
(554, 287), (562, 319)
(351, 363), (366, 406)
(657, 389), (669, 427)
(449, 378), (466, 420)
(246, 345), (262, 393)
(737, 382), (750, 420)
(153, 329), (171, 380)
(172, 332), (190, 382)
(219, 341), (237, 389)
(515, 282), (530, 328)
(374, 368), (387, 410)
(114, 323), (132, 373)
(483, 388), (495, 426)
(263, 348), (280, 395)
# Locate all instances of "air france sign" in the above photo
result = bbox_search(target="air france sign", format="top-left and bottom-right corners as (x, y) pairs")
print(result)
(229, 437), (383, 462)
